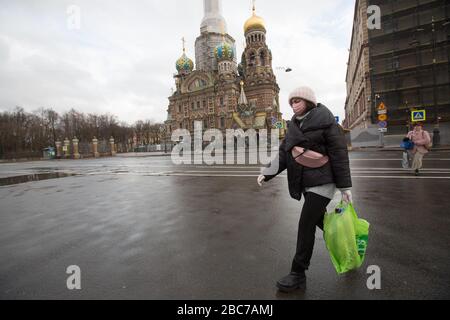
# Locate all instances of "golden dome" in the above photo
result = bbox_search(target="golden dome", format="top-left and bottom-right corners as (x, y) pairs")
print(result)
(244, 10), (266, 33)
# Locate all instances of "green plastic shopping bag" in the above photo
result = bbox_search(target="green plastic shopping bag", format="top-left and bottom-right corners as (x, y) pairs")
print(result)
(323, 202), (370, 274)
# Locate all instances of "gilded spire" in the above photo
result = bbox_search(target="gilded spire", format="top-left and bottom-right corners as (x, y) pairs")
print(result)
(239, 81), (248, 106)
(244, 0), (266, 33)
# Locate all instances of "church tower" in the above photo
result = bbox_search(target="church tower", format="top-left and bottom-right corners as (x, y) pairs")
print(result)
(240, 2), (280, 117)
(241, 3), (276, 88)
(195, 0), (237, 72)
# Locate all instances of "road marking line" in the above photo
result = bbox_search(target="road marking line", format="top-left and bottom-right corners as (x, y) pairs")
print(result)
(79, 171), (450, 180)
(351, 176), (450, 179)
(349, 168), (450, 171)
(91, 170), (450, 175)
(350, 159), (450, 161)
(128, 173), (450, 180)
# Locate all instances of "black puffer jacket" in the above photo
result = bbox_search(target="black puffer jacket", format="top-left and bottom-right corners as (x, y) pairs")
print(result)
(263, 104), (352, 201)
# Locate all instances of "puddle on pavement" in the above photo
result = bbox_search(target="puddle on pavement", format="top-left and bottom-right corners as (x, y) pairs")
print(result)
(0, 172), (78, 186)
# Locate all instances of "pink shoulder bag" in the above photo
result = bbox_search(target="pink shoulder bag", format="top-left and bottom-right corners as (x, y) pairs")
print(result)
(291, 146), (329, 168)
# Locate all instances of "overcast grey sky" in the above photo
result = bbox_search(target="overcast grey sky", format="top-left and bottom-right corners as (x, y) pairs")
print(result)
(0, 0), (355, 124)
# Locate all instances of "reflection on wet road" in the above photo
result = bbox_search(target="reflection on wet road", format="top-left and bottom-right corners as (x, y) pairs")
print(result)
(0, 151), (449, 299)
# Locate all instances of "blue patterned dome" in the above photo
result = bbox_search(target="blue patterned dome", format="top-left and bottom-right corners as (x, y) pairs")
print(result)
(214, 42), (234, 61)
(176, 53), (194, 73)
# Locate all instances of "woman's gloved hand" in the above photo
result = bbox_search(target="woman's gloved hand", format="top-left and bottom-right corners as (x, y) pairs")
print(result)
(341, 190), (353, 204)
(257, 175), (266, 187)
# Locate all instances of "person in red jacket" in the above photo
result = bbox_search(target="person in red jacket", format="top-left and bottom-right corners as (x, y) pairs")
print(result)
(407, 122), (432, 176)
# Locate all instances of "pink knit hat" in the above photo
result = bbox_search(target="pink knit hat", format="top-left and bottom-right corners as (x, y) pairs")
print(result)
(288, 86), (317, 107)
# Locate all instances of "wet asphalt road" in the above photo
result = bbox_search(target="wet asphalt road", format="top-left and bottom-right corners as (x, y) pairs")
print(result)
(0, 151), (449, 300)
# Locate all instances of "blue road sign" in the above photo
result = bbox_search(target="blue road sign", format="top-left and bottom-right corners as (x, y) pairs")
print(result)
(335, 116), (340, 124)
(412, 110), (426, 122)
(378, 121), (388, 128)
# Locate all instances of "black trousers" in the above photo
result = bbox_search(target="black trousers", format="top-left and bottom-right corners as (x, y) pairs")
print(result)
(291, 192), (331, 273)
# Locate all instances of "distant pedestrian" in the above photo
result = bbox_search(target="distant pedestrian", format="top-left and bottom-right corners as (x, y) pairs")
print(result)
(406, 122), (432, 176)
(400, 137), (414, 169)
(257, 86), (352, 292)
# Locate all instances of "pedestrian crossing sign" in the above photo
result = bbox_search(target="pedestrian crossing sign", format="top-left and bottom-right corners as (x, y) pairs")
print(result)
(412, 110), (426, 122)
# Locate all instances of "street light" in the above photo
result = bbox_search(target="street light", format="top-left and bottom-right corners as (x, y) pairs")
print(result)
(374, 94), (381, 107)
(374, 93), (381, 121)
(431, 17), (437, 120)
(276, 67), (293, 73)
(430, 16), (446, 147)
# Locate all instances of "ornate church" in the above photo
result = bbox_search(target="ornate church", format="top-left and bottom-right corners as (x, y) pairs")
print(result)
(165, 0), (282, 139)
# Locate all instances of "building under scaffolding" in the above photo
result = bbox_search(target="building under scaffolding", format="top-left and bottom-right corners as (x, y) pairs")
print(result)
(344, 0), (449, 144)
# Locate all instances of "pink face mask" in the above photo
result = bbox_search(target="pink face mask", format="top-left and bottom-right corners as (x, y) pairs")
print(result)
(291, 99), (308, 116)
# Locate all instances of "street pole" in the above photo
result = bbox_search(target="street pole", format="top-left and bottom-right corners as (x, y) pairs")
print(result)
(164, 130), (167, 154)
(431, 16), (440, 147)
(163, 127), (168, 153)
(405, 100), (409, 134)
(375, 94), (384, 147)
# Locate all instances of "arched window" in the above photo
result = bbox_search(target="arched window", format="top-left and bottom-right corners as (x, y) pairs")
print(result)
(249, 52), (256, 67)
(259, 50), (266, 66)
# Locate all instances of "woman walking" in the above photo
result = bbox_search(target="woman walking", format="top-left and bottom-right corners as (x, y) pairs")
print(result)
(257, 86), (352, 293)
(407, 122), (432, 176)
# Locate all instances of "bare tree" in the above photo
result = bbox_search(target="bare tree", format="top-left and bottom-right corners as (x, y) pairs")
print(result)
(0, 106), (164, 159)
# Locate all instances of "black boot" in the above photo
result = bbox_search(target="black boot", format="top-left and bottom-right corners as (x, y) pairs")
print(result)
(415, 169), (419, 176)
(276, 272), (306, 293)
